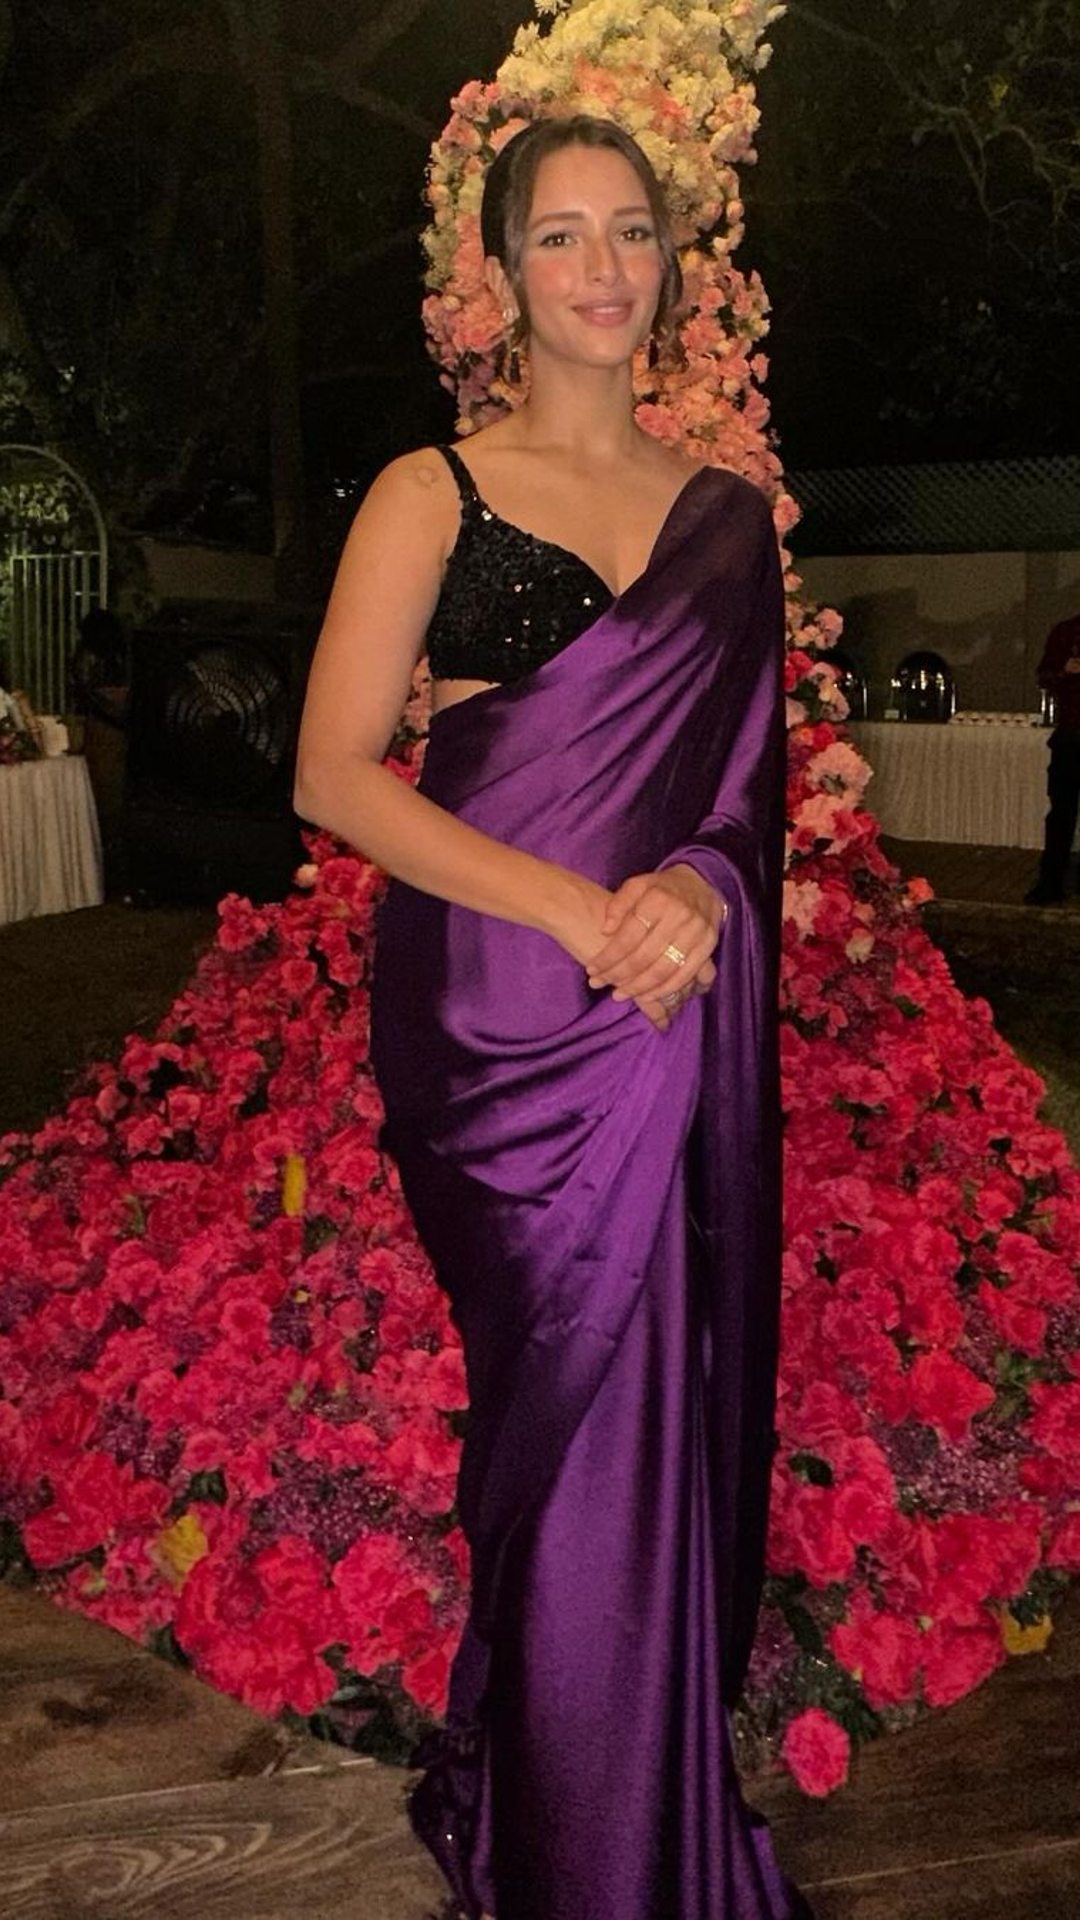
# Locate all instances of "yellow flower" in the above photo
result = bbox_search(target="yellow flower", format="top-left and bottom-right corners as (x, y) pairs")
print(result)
(155, 1512), (209, 1588)
(1001, 1608), (1053, 1656)
(458, 172), (484, 217)
(282, 1152), (307, 1218)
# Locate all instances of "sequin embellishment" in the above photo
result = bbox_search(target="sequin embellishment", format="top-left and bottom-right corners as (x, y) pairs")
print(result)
(426, 443), (616, 685)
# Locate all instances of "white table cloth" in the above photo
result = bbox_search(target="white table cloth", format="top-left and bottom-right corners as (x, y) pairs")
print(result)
(0, 756), (104, 927)
(848, 720), (1050, 848)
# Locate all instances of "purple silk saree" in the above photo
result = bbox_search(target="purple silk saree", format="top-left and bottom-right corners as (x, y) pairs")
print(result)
(370, 468), (810, 1919)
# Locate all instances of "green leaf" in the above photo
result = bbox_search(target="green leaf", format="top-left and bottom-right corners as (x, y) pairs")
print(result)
(182, 1468), (228, 1505)
(789, 1451), (835, 1487)
(781, 1601), (825, 1657)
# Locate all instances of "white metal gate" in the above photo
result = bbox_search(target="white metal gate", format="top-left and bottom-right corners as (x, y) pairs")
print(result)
(9, 548), (104, 711)
(0, 444), (109, 714)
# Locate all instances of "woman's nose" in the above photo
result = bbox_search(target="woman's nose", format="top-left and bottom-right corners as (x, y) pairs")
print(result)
(583, 235), (618, 279)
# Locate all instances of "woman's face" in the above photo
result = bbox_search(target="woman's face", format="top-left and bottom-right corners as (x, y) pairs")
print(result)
(514, 143), (664, 366)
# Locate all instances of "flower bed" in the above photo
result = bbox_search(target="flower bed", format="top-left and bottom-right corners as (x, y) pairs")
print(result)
(1, 0), (1077, 1792)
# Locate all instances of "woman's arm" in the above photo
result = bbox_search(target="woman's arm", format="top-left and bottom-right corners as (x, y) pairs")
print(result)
(294, 450), (608, 963)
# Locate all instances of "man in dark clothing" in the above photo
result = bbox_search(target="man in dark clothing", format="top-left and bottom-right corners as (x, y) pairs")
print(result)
(1025, 610), (1080, 905)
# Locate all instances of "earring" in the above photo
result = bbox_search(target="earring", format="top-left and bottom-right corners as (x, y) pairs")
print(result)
(646, 332), (660, 370)
(503, 303), (518, 382)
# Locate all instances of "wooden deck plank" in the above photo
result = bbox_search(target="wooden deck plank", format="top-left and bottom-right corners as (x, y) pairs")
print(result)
(806, 1836), (1080, 1919)
(0, 1588), (359, 1812)
(0, 1766), (445, 1920)
(0, 1586), (146, 1677)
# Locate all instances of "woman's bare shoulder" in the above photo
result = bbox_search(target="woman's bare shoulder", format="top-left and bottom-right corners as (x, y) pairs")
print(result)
(354, 446), (463, 564)
(370, 444), (454, 499)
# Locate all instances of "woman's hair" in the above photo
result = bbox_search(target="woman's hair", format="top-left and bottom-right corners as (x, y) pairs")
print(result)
(479, 114), (683, 350)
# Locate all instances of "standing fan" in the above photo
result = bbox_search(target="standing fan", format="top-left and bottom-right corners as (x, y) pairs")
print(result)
(158, 643), (292, 808)
(122, 604), (316, 902)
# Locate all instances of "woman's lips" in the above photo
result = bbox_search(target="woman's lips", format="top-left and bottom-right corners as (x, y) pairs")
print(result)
(574, 302), (634, 326)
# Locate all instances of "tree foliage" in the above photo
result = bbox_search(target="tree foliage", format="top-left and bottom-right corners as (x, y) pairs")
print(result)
(0, 0), (476, 549)
(749, 0), (1080, 464)
(0, 0), (1075, 554)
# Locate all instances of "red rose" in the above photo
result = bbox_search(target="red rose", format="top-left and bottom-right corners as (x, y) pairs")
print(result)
(332, 1531), (414, 1619)
(23, 1453), (135, 1567)
(1018, 1454), (1075, 1496)
(833, 1477), (894, 1548)
(1046, 1512), (1080, 1569)
(379, 1587), (436, 1664)
(769, 1483), (855, 1588)
(780, 1707), (850, 1796)
(176, 1549), (264, 1646)
(1028, 1381), (1080, 1460)
(383, 1411), (461, 1511)
(281, 957), (318, 1000)
(906, 1350), (995, 1442)
(402, 1642), (451, 1716)
(920, 1619), (1005, 1708)
(124, 1114), (168, 1157)
(34, 1387), (101, 1459)
(977, 1281), (1048, 1357)
(778, 1379), (864, 1449)
(219, 1295), (272, 1354)
(252, 1536), (341, 1626)
(894, 1277), (965, 1349)
(829, 1594), (922, 1708)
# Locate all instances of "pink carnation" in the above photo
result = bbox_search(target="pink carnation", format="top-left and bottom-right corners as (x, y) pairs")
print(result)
(781, 1708), (850, 1796)
(906, 1350), (996, 1442)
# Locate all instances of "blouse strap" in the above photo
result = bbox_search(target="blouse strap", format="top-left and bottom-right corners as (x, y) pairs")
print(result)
(435, 442), (481, 509)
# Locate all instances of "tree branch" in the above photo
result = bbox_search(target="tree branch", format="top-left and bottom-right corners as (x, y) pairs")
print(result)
(0, 16), (231, 239)
(320, 0), (444, 85)
(292, 61), (436, 141)
(298, 223), (421, 308)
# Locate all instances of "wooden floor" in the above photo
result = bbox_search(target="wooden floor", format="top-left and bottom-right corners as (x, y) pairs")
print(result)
(0, 1579), (1077, 1917)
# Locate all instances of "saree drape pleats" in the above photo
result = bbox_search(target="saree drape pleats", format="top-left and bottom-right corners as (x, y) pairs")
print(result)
(370, 469), (809, 1919)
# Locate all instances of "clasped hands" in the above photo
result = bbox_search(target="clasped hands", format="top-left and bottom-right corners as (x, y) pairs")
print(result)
(576, 864), (728, 1034)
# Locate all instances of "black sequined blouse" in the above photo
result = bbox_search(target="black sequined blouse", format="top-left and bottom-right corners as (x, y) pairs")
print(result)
(425, 443), (616, 684)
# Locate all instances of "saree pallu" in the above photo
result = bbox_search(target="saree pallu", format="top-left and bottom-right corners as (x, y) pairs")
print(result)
(370, 469), (809, 1920)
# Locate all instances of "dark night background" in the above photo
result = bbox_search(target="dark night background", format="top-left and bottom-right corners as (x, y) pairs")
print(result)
(0, 0), (1076, 591)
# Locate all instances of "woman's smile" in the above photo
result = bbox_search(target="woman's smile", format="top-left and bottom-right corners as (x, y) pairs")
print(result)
(573, 300), (635, 326)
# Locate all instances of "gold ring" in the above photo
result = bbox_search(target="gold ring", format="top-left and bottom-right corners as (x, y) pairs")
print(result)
(633, 910), (655, 931)
(664, 943), (687, 967)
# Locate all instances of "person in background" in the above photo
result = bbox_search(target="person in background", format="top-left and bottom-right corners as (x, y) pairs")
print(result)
(1025, 607), (1080, 905)
(69, 606), (130, 887)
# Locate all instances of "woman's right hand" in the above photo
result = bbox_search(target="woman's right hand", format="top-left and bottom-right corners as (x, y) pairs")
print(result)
(551, 872), (708, 1032)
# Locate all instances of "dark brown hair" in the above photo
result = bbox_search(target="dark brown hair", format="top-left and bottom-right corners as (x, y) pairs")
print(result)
(479, 114), (683, 349)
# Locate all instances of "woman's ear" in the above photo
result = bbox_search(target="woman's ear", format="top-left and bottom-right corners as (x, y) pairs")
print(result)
(484, 255), (514, 320)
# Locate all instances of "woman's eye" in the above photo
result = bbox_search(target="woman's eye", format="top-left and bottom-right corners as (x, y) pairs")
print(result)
(539, 231), (571, 246)
(622, 225), (654, 241)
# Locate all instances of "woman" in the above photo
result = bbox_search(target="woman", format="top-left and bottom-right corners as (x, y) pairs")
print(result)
(295, 115), (812, 1920)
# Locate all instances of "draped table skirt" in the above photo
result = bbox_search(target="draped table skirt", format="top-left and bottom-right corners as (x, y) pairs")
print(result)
(849, 719), (1050, 847)
(0, 757), (104, 927)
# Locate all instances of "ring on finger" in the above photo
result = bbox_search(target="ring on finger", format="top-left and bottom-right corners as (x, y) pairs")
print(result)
(663, 942), (688, 967)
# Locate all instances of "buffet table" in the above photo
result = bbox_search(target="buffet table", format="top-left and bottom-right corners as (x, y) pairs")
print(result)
(848, 719), (1049, 848)
(0, 756), (104, 927)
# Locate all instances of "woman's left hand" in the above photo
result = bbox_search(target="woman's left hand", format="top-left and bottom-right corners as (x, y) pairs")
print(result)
(583, 864), (728, 1013)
